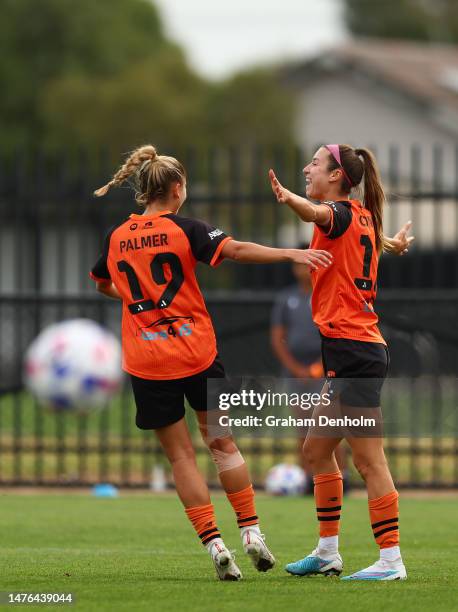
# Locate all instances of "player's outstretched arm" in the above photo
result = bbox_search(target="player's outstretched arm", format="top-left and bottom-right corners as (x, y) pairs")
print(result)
(268, 169), (331, 225)
(383, 220), (415, 255)
(222, 240), (332, 270)
(95, 280), (122, 300)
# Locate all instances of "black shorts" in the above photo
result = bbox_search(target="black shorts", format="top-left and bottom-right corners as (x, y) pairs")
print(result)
(321, 336), (389, 408)
(130, 356), (225, 430)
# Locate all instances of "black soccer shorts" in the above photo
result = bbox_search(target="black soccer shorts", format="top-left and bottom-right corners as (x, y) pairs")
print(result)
(321, 336), (389, 408)
(130, 355), (225, 430)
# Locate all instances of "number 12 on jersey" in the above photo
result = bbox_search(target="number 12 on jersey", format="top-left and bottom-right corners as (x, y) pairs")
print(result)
(117, 252), (184, 314)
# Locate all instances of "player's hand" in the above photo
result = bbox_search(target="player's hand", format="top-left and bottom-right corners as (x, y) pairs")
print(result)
(269, 169), (294, 205)
(291, 364), (313, 379)
(309, 361), (324, 378)
(290, 248), (333, 270)
(390, 220), (415, 255)
(290, 362), (324, 379)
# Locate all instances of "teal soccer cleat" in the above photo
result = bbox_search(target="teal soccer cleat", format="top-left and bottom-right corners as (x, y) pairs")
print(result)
(285, 549), (343, 577)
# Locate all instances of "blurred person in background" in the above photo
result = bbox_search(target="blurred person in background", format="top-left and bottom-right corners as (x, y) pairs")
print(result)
(270, 243), (349, 494)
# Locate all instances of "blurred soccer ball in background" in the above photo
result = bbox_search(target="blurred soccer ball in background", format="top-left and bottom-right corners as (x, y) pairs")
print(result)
(265, 463), (306, 496)
(24, 319), (122, 411)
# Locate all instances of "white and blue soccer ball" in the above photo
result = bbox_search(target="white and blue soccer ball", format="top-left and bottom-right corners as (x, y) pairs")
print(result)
(265, 463), (306, 496)
(24, 319), (122, 411)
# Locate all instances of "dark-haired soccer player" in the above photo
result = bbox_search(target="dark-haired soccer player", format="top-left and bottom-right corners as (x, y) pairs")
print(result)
(270, 144), (413, 581)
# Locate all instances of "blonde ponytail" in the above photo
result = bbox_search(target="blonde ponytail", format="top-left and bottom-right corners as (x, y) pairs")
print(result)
(94, 145), (158, 198)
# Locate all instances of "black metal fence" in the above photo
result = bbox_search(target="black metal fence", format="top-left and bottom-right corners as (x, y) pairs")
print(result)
(0, 146), (457, 488)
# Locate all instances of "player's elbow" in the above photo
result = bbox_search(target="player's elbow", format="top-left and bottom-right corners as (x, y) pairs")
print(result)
(96, 280), (111, 293)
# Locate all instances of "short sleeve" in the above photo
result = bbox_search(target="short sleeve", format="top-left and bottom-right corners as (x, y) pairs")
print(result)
(271, 292), (288, 328)
(317, 201), (352, 239)
(166, 215), (232, 267)
(89, 225), (116, 282)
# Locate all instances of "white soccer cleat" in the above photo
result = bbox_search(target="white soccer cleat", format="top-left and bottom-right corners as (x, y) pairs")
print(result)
(242, 530), (276, 572)
(285, 548), (343, 577)
(210, 541), (243, 581)
(341, 558), (407, 581)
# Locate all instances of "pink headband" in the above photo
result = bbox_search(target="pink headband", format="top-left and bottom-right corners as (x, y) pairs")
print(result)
(325, 144), (353, 187)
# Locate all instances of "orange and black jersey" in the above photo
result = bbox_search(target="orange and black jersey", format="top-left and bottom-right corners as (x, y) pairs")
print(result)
(310, 199), (385, 344)
(90, 210), (232, 379)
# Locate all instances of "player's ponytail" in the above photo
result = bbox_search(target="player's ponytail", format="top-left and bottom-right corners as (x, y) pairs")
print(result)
(326, 144), (385, 254)
(94, 145), (186, 207)
(94, 145), (158, 197)
(354, 148), (385, 254)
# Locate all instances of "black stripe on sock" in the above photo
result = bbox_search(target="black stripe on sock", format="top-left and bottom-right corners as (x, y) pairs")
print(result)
(237, 515), (258, 525)
(201, 532), (221, 546)
(317, 515), (340, 521)
(199, 527), (219, 540)
(371, 517), (398, 530)
(373, 525), (399, 539)
(316, 505), (342, 512)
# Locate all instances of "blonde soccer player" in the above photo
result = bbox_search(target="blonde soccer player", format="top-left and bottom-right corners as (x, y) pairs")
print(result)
(90, 145), (332, 581)
(269, 144), (413, 581)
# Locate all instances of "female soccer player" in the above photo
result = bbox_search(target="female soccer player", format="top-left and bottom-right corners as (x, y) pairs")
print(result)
(90, 144), (332, 581)
(269, 144), (413, 581)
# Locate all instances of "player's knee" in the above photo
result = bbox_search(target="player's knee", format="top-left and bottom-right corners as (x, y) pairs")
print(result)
(168, 444), (196, 466)
(302, 439), (327, 467)
(208, 437), (245, 474)
(352, 454), (387, 480)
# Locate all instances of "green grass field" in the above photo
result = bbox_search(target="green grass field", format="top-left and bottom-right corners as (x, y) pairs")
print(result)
(0, 493), (456, 611)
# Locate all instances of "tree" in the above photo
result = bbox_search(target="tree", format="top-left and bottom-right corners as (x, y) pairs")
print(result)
(0, 0), (296, 154)
(343, 0), (458, 43)
(40, 53), (207, 153)
(0, 0), (184, 150)
(204, 68), (295, 148)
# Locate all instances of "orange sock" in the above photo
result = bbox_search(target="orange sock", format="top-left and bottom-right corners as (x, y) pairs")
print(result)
(314, 472), (343, 537)
(185, 503), (221, 546)
(227, 485), (259, 528)
(369, 490), (399, 549)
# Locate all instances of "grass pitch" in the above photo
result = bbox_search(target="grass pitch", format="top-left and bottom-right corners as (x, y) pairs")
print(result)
(0, 493), (456, 611)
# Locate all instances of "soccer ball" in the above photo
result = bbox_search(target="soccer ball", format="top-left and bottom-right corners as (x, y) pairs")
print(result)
(265, 463), (306, 496)
(24, 319), (122, 411)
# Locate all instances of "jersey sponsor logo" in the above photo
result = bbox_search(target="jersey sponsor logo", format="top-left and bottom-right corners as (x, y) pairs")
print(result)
(141, 324), (192, 341)
(208, 228), (223, 240)
(139, 315), (195, 341)
(143, 221), (153, 228)
(141, 323), (193, 341)
(129, 223), (138, 230)
(141, 315), (195, 330)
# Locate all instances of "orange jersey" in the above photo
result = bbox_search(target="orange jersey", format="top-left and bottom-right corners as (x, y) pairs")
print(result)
(90, 210), (232, 379)
(310, 199), (385, 344)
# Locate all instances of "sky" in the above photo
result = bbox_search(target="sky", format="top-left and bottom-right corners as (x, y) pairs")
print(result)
(154, 0), (347, 80)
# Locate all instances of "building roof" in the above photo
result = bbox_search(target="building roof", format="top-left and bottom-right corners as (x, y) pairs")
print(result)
(284, 38), (458, 131)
